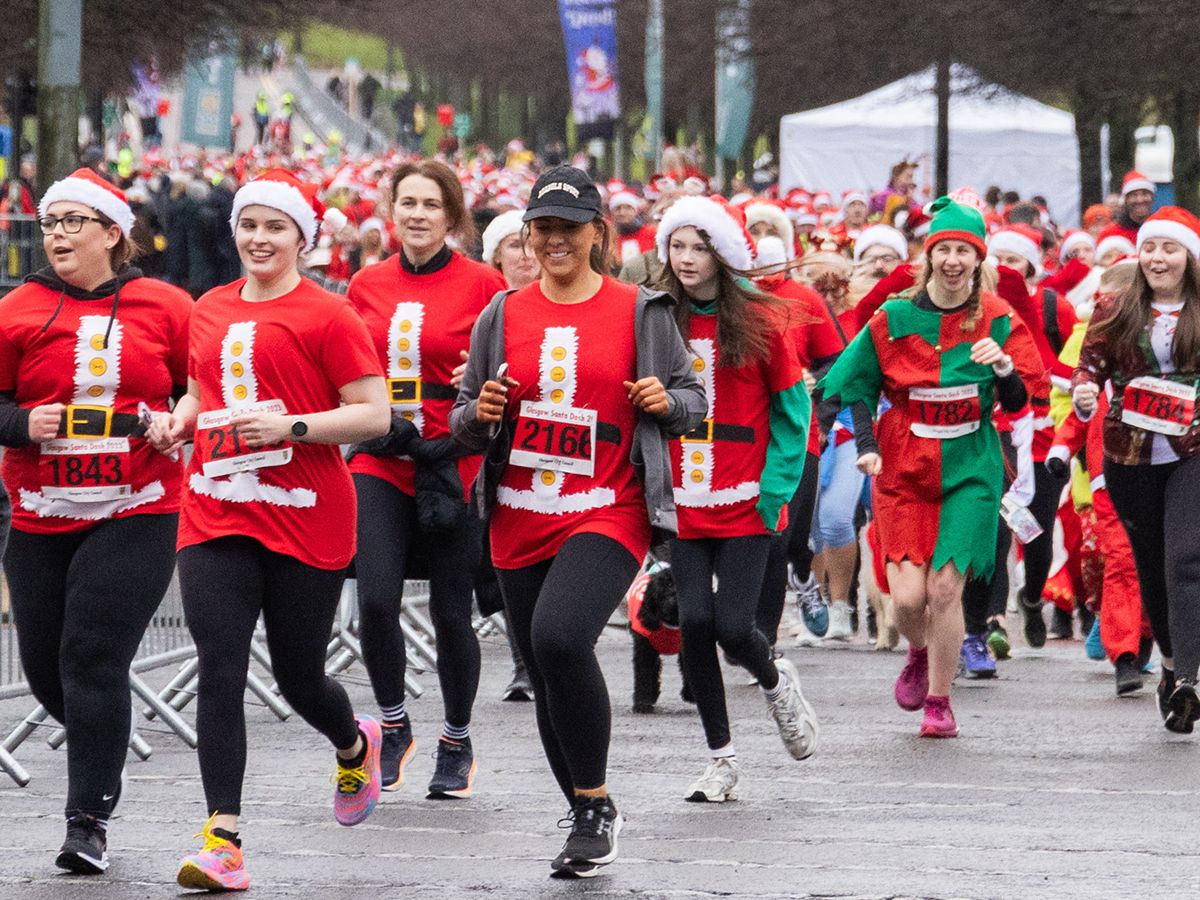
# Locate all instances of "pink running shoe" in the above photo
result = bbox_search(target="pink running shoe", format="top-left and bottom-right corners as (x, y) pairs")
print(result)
(176, 815), (250, 892)
(919, 695), (959, 738)
(334, 716), (382, 826)
(894, 646), (929, 711)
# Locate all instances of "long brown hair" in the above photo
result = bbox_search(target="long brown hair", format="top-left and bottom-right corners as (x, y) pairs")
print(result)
(1089, 257), (1200, 371)
(910, 254), (985, 333)
(389, 160), (477, 249)
(656, 230), (783, 369)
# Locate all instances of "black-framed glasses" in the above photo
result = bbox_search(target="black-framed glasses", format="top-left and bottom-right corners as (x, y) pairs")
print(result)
(38, 214), (107, 235)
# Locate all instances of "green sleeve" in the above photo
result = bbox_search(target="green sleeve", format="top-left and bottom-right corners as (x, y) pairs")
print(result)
(816, 324), (884, 411)
(756, 381), (811, 531)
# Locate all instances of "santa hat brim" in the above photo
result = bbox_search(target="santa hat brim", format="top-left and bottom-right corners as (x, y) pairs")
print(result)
(853, 225), (908, 263)
(231, 180), (319, 250)
(1137, 219), (1200, 258)
(1059, 232), (1096, 262)
(39, 177), (135, 237)
(1122, 177), (1155, 197)
(988, 231), (1042, 274)
(656, 196), (754, 271)
(481, 208), (526, 265)
(744, 203), (795, 259)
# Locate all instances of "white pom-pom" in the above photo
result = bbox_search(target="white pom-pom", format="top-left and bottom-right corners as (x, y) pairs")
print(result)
(322, 206), (348, 235)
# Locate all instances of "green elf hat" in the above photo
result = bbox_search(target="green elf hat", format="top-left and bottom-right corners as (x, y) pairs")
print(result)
(923, 195), (987, 256)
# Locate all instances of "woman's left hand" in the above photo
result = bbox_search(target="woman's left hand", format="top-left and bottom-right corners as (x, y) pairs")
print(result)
(624, 377), (670, 416)
(970, 337), (1008, 369)
(230, 410), (292, 448)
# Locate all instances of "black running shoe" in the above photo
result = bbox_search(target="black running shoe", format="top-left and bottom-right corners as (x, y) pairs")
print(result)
(503, 667), (533, 702)
(1050, 606), (1074, 640)
(380, 719), (415, 792)
(426, 737), (476, 799)
(1158, 669), (1176, 721)
(1114, 653), (1144, 697)
(1019, 589), (1047, 649)
(56, 814), (108, 874)
(1165, 680), (1200, 734)
(549, 795), (622, 878)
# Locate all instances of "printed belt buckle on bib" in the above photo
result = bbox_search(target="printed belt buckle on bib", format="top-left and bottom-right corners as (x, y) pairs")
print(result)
(387, 377), (421, 405)
(1121, 376), (1196, 436)
(681, 418), (714, 443)
(909, 384), (982, 439)
(39, 436), (132, 502)
(509, 400), (596, 477)
(196, 399), (294, 478)
(65, 404), (114, 439)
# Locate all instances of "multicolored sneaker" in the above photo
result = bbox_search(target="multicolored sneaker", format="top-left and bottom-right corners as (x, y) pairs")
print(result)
(380, 720), (415, 792)
(176, 815), (249, 892)
(334, 716), (382, 827)
(895, 646), (930, 711)
(427, 737), (477, 799)
(919, 694), (959, 738)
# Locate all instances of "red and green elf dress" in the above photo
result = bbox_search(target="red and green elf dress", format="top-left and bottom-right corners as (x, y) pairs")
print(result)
(819, 291), (1046, 579)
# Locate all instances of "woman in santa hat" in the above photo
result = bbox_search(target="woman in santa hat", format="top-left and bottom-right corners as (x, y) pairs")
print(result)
(655, 195), (819, 802)
(820, 196), (1046, 738)
(1073, 206), (1200, 734)
(148, 167), (392, 890)
(0, 168), (191, 875)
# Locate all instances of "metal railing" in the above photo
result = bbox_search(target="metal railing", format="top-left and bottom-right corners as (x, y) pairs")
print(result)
(290, 57), (392, 155)
(0, 213), (41, 294)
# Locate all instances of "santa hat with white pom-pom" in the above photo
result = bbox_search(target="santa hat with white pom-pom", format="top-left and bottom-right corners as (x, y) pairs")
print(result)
(230, 167), (347, 251)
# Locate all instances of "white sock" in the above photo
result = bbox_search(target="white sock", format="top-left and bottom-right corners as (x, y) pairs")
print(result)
(763, 669), (788, 701)
(710, 743), (736, 760)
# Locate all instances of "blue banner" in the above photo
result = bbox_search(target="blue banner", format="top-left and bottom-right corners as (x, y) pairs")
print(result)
(557, 0), (620, 141)
(181, 49), (235, 148)
(715, 0), (756, 160)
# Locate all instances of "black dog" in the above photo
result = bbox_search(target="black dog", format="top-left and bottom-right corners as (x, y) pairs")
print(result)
(629, 565), (693, 713)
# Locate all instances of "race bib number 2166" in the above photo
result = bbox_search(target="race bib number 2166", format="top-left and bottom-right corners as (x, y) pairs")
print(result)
(509, 401), (596, 476)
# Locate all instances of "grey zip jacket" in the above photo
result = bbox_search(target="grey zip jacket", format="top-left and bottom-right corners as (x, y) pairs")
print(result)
(449, 283), (706, 534)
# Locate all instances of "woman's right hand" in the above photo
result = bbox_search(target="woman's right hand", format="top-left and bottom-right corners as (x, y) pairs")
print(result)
(1072, 382), (1099, 415)
(27, 403), (65, 442)
(856, 452), (882, 476)
(147, 412), (189, 457)
(475, 376), (519, 423)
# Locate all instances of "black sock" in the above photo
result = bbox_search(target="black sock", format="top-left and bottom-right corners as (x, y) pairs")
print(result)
(338, 729), (368, 768)
(211, 827), (241, 848)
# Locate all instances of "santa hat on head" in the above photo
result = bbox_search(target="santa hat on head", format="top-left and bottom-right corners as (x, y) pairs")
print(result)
(743, 199), (795, 259)
(1058, 229), (1096, 263)
(988, 224), (1044, 275)
(790, 205), (818, 227)
(682, 174), (710, 196)
(1121, 170), (1155, 198)
(853, 224), (908, 264)
(481, 208), (526, 265)
(1095, 234), (1136, 262)
(39, 168), (136, 237)
(841, 190), (868, 210)
(609, 190), (642, 212)
(812, 191), (833, 211)
(230, 167), (346, 251)
(656, 195), (755, 271)
(784, 188), (811, 209)
(1136, 205), (1200, 258)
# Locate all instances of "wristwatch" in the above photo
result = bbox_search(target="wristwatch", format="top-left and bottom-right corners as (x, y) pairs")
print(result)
(290, 419), (308, 439)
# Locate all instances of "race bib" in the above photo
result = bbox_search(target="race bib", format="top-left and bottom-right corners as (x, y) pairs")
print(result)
(909, 384), (982, 439)
(39, 437), (132, 502)
(509, 401), (596, 476)
(1121, 376), (1196, 436)
(196, 400), (293, 478)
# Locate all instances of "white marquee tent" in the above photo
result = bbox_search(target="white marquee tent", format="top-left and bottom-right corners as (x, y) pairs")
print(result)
(779, 65), (1081, 225)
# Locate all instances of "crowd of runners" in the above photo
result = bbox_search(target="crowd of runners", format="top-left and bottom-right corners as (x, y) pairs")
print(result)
(2, 136), (1199, 886)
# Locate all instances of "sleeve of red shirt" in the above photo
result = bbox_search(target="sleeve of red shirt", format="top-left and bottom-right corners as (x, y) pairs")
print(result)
(854, 264), (915, 332)
(795, 287), (842, 364)
(164, 287), (193, 386)
(321, 300), (385, 390)
(1002, 303), (1050, 402)
(1052, 407), (1089, 456)
(765, 319), (805, 394)
(0, 322), (21, 393)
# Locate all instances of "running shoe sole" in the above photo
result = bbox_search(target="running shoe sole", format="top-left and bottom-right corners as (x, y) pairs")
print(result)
(548, 814), (623, 878)
(55, 849), (108, 875)
(918, 724), (959, 738)
(1165, 686), (1200, 734)
(986, 630), (1011, 661)
(176, 860), (250, 892)
(427, 759), (477, 799)
(381, 736), (416, 793)
(685, 787), (738, 803)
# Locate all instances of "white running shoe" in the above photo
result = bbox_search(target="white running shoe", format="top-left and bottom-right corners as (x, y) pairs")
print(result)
(684, 757), (741, 802)
(826, 601), (853, 641)
(765, 658), (820, 760)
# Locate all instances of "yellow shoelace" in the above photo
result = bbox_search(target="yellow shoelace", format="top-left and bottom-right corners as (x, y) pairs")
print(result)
(193, 812), (233, 853)
(336, 763), (368, 794)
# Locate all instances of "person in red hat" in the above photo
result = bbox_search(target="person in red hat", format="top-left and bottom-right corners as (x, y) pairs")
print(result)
(610, 190), (657, 266)
(1096, 171), (1156, 246)
(0, 168), (192, 875)
(148, 167), (392, 890)
(1073, 205), (1200, 735)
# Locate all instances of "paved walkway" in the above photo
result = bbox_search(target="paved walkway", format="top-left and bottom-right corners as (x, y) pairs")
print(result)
(2, 618), (1196, 899)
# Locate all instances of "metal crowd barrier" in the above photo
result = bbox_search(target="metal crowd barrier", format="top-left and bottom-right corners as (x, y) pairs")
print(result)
(0, 212), (40, 295)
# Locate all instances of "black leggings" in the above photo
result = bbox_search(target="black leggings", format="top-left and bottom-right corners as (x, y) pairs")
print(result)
(963, 447), (1015, 636)
(353, 474), (481, 727)
(1023, 463), (1068, 606)
(5, 514), (177, 818)
(672, 534), (778, 751)
(756, 451), (820, 645)
(495, 533), (639, 801)
(1105, 453), (1200, 680)
(178, 536), (359, 816)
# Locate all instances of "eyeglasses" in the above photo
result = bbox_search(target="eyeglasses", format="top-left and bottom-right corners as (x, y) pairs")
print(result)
(38, 214), (107, 235)
(861, 253), (902, 266)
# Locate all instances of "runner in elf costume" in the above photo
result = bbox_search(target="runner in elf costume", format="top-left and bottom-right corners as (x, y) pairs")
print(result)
(819, 196), (1047, 738)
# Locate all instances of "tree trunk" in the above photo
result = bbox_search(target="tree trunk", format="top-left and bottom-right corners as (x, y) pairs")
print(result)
(935, 55), (949, 197)
(1105, 95), (1140, 185)
(1170, 88), (1200, 214)
(1074, 82), (1104, 214)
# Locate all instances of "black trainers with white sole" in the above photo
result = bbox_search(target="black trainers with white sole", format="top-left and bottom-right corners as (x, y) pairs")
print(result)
(1165, 680), (1200, 734)
(55, 814), (108, 874)
(549, 795), (622, 878)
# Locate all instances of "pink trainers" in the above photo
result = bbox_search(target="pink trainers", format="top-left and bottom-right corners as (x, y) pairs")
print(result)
(919, 695), (959, 738)
(334, 716), (382, 826)
(176, 815), (250, 892)
(894, 646), (929, 711)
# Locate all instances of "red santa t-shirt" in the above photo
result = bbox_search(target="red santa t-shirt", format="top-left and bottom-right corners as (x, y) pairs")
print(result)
(616, 223), (658, 266)
(347, 252), (506, 498)
(670, 309), (804, 539)
(177, 277), (383, 570)
(768, 278), (842, 456)
(489, 277), (650, 569)
(0, 277), (191, 534)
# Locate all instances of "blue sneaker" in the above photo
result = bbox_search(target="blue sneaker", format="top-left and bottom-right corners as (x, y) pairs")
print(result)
(1084, 617), (1105, 661)
(794, 576), (828, 638)
(960, 635), (996, 679)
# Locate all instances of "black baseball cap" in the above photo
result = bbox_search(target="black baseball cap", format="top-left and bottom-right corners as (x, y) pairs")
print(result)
(523, 165), (602, 224)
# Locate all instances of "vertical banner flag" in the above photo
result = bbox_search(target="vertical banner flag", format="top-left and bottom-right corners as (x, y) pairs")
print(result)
(714, 0), (756, 160)
(181, 47), (235, 148)
(644, 0), (664, 166)
(557, 0), (620, 141)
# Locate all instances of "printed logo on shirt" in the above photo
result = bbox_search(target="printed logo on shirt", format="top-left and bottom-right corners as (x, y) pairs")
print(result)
(387, 301), (425, 434)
